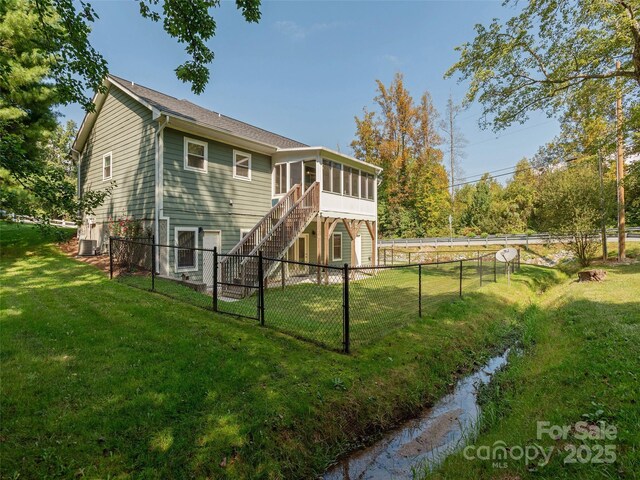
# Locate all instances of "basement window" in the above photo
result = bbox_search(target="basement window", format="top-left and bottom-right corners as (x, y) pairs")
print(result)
(175, 227), (198, 271)
(332, 232), (343, 261)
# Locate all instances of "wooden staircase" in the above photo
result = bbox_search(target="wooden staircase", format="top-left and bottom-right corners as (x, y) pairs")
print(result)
(219, 182), (320, 298)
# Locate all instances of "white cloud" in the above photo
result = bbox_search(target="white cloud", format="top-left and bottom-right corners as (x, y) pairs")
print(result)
(381, 54), (402, 66)
(274, 20), (343, 40)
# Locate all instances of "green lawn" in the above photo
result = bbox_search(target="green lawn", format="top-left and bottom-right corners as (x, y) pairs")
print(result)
(0, 222), (561, 478)
(426, 262), (640, 478)
(119, 258), (500, 351)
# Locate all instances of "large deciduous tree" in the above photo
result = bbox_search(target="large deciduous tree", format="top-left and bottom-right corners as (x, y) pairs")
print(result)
(446, 0), (639, 139)
(351, 74), (450, 237)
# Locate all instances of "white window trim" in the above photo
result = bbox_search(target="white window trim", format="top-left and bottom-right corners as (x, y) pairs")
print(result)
(174, 226), (199, 273)
(184, 137), (208, 173)
(272, 162), (288, 197)
(239, 228), (251, 240)
(233, 150), (252, 181)
(102, 152), (113, 181)
(332, 232), (343, 261)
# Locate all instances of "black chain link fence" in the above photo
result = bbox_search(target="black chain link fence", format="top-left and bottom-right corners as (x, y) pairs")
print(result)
(110, 237), (520, 353)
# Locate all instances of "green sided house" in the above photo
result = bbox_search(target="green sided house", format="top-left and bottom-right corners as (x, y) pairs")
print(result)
(73, 75), (381, 290)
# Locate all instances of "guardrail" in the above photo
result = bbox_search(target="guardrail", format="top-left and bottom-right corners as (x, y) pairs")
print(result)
(379, 228), (640, 248)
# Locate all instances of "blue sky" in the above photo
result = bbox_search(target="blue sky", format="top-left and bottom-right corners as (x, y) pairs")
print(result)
(60, 0), (560, 181)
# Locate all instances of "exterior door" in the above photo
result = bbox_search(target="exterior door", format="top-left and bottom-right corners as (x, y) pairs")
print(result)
(289, 234), (310, 276)
(203, 231), (221, 287)
(355, 235), (362, 266)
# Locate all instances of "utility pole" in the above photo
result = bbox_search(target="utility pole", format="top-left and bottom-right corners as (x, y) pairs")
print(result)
(615, 60), (626, 261)
(598, 151), (607, 261)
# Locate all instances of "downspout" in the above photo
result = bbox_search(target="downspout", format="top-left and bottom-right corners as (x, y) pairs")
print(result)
(154, 115), (169, 272)
(71, 148), (82, 234)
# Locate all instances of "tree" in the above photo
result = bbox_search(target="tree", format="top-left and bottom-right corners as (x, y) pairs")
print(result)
(351, 74), (450, 237)
(446, 0), (639, 138)
(440, 95), (467, 204)
(0, 1), (110, 222)
(626, 159), (640, 226)
(535, 160), (615, 266)
(1, 0), (261, 223)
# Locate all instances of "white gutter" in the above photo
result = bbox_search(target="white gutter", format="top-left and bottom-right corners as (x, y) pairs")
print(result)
(154, 115), (169, 272)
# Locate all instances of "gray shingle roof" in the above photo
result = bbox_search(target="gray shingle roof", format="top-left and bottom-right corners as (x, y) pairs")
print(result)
(108, 74), (307, 149)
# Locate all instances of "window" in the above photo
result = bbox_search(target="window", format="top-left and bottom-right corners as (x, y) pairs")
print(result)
(332, 233), (342, 261)
(233, 150), (251, 180)
(322, 159), (342, 194)
(351, 168), (359, 197)
(274, 163), (287, 195)
(102, 152), (112, 180)
(175, 227), (198, 271)
(343, 167), (352, 196)
(322, 160), (331, 192)
(184, 137), (207, 172)
(367, 173), (375, 200)
(361, 172), (367, 199)
(331, 161), (341, 194)
(290, 161), (303, 188)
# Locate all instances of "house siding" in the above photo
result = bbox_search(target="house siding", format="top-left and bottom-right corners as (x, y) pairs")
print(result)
(79, 85), (155, 247)
(162, 128), (273, 266)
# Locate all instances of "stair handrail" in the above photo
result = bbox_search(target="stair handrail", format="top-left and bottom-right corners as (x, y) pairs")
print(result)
(245, 181), (319, 259)
(221, 183), (302, 261)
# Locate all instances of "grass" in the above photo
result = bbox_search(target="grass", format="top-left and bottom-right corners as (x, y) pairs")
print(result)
(120, 259), (500, 351)
(0, 221), (563, 479)
(425, 262), (640, 478)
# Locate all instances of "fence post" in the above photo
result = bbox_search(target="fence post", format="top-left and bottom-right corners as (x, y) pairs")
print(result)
(517, 248), (521, 271)
(418, 264), (422, 318)
(494, 254), (497, 282)
(109, 237), (114, 279)
(479, 255), (483, 287)
(459, 260), (463, 297)
(408, 252), (411, 264)
(213, 247), (218, 312)
(343, 263), (350, 354)
(258, 251), (265, 326)
(384, 248), (387, 266)
(151, 235), (156, 291)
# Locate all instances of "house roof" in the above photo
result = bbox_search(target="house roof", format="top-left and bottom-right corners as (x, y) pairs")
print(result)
(73, 74), (381, 173)
(108, 75), (307, 150)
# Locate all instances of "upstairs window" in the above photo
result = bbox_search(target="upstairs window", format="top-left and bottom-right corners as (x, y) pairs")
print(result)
(274, 163), (287, 195)
(184, 137), (207, 173)
(367, 173), (375, 200)
(322, 160), (332, 192)
(102, 152), (112, 180)
(351, 168), (359, 197)
(233, 150), (251, 180)
(331, 161), (341, 194)
(322, 160), (342, 194)
(343, 167), (352, 196)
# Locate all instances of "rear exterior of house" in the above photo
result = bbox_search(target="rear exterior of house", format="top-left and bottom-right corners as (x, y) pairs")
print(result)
(75, 75), (381, 286)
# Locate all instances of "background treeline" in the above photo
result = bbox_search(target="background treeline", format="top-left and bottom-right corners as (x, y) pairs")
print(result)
(351, 74), (640, 239)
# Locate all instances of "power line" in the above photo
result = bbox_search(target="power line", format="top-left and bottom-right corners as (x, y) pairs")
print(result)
(444, 156), (581, 191)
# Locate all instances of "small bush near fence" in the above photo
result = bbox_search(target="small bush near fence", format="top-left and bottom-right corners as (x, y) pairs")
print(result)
(110, 238), (520, 353)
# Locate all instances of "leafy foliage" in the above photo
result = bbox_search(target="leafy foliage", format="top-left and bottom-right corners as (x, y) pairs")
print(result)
(447, 0), (640, 137)
(351, 74), (450, 237)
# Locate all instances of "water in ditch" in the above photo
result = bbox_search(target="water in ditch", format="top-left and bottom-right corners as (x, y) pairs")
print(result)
(322, 349), (511, 480)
